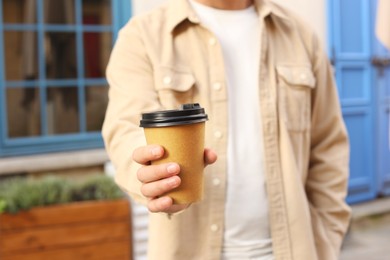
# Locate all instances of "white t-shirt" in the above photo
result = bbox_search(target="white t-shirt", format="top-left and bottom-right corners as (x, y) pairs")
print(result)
(189, 1), (273, 259)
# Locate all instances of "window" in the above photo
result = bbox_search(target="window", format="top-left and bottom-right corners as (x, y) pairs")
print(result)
(0, 0), (131, 156)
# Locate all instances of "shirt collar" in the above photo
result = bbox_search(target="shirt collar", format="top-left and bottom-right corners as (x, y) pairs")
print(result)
(167, 0), (291, 32)
(167, 0), (199, 31)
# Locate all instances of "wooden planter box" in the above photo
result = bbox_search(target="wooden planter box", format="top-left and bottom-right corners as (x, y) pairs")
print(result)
(0, 199), (132, 260)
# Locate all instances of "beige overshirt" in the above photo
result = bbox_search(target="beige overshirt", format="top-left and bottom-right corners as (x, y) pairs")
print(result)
(102, 0), (351, 259)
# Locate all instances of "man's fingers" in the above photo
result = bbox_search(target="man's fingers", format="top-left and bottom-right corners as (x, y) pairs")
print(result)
(147, 196), (173, 213)
(134, 146), (216, 214)
(141, 176), (181, 198)
(147, 196), (189, 214)
(132, 145), (164, 165)
(133, 146), (217, 168)
(137, 163), (180, 183)
(204, 148), (218, 166)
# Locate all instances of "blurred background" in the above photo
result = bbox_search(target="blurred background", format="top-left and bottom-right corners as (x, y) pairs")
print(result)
(0, 0), (389, 260)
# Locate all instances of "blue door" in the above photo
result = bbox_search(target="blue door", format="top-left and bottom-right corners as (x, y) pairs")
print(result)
(329, 0), (390, 203)
(372, 1), (390, 196)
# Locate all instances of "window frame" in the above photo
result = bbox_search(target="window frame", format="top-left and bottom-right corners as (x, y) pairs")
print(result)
(0, 0), (131, 157)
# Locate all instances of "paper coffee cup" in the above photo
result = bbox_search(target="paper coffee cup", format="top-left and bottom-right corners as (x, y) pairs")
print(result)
(139, 103), (208, 204)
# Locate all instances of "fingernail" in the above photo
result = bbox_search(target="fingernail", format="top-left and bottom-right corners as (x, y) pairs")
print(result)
(167, 177), (179, 187)
(167, 164), (178, 174)
(161, 196), (172, 207)
(151, 147), (161, 156)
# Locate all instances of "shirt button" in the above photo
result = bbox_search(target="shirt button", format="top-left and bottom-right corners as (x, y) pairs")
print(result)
(163, 76), (172, 85)
(213, 178), (221, 186)
(209, 37), (217, 46)
(210, 224), (219, 232)
(214, 131), (222, 139)
(213, 82), (222, 91)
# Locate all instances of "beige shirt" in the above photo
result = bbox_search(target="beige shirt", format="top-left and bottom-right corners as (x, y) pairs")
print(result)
(102, 0), (351, 259)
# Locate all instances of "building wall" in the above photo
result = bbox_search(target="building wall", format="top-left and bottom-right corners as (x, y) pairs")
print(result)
(131, 0), (327, 47)
(272, 0), (327, 48)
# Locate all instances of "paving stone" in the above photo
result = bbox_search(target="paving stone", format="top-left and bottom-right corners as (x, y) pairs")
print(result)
(340, 202), (390, 260)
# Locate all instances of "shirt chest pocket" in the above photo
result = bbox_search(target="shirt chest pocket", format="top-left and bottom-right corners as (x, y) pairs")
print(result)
(154, 67), (196, 109)
(276, 65), (316, 132)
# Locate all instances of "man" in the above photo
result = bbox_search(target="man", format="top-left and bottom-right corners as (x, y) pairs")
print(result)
(102, 0), (351, 259)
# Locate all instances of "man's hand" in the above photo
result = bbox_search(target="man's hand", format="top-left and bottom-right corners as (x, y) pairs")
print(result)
(132, 145), (217, 214)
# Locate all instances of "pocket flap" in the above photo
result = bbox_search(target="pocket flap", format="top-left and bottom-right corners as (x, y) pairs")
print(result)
(155, 66), (195, 92)
(276, 65), (316, 88)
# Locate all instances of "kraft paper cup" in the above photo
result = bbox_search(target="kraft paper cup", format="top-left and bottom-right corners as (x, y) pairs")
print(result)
(140, 103), (208, 204)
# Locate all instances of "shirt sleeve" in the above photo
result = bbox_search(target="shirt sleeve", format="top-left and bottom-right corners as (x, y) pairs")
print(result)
(306, 33), (352, 255)
(102, 19), (161, 205)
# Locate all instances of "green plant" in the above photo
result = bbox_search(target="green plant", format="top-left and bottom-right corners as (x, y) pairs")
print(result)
(0, 175), (125, 214)
(71, 175), (125, 202)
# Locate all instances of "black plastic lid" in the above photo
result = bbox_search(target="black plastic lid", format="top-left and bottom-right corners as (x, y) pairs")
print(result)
(140, 103), (208, 128)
